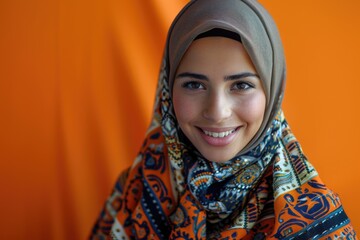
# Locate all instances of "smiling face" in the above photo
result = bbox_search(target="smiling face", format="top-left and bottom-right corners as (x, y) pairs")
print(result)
(172, 37), (266, 163)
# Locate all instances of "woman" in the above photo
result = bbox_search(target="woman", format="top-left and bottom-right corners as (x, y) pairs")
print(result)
(91, 0), (356, 239)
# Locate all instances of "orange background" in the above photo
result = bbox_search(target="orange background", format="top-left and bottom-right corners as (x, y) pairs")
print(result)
(0, 0), (359, 239)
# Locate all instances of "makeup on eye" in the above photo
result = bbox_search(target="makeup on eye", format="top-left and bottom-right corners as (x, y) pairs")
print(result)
(230, 81), (255, 91)
(176, 72), (260, 91)
(181, 81), (205, 90)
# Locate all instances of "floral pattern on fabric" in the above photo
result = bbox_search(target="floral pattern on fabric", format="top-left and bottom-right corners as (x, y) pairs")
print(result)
(90, 54), (356, 240)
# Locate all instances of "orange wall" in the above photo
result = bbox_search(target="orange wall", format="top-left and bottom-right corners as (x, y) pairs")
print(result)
(0, 0), (358, 238)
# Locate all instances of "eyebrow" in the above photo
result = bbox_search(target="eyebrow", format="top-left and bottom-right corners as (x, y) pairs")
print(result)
(224, 72), (259, 81)
(176, 72), (259, 81)
(176, 72), (209, 80)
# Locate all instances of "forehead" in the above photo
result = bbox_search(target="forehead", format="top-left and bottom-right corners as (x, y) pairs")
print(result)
(177, 37), (257, 74)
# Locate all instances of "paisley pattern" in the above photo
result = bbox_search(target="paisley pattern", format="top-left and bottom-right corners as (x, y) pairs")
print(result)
(90, 56), (357, 239)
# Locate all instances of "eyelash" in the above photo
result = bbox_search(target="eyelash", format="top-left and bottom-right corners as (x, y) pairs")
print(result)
(231, 81), (254, 91)
(181, 81), (205, 90)
(181, 80), (254, 91)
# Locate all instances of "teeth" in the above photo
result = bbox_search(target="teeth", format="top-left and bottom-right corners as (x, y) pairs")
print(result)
(203, 129), (235, 138)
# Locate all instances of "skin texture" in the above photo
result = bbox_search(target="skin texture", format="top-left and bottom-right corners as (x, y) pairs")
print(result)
(173, 37), (266, 163)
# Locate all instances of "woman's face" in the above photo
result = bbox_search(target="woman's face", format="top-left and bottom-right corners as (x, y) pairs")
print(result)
(173, 37), (266, 163)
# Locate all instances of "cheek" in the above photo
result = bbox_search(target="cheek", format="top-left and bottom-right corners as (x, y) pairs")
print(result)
(172, 92), (197, 126)
(236, 93), (266, 125)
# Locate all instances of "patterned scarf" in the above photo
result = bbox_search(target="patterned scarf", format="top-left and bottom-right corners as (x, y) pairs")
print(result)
(90, 56), (356, 239)
(91, 0), (356, 238)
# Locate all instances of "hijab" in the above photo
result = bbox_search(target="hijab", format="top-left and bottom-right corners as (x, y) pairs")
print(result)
(91, 0), (356, 239)
(168, 0), (285, 155)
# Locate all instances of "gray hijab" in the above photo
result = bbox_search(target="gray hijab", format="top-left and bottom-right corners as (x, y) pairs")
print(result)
(166, 0), (286, 154)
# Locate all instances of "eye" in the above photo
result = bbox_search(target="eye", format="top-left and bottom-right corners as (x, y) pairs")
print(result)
(231, 81), (254, 91)
(182, 81), (205, 90)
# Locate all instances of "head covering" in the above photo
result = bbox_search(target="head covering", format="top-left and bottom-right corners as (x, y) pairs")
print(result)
(91, 0), (356, 239)
(194, 28), (242, 43)
(167, 0), (286, 155)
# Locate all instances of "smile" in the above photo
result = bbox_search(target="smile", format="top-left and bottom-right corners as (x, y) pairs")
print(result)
(197, 127), (240, 147)
(203, 129), (236, 138)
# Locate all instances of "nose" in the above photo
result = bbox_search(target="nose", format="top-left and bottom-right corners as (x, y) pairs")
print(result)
(202, 91), (232, 123)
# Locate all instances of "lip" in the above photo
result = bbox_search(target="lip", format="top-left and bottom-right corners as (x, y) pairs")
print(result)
(199, 126), (239, 132)
(196, 126), (240, 146)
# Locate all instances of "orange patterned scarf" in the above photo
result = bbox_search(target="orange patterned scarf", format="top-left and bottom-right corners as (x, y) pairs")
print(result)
(90, 58), (356, 239)
(91, 0), (356, 238)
